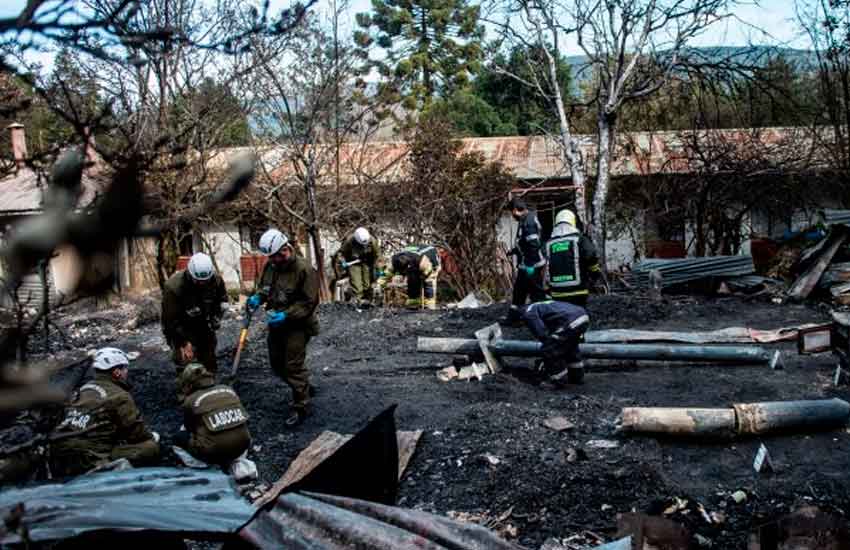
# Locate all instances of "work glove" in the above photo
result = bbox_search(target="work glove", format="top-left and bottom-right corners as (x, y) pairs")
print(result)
(267, 310), (287, 326)
(524, 266), (536, 276)
(246, 294), (261, 312)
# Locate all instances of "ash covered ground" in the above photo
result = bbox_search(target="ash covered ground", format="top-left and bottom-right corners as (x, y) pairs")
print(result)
(31, 293), (850, 548)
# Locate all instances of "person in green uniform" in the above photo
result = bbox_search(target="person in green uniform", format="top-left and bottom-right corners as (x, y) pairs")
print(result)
(247, 229), (319, 428)
(173, 363), (251, 466)
(332, 227), (380, 305)
(50, 348), (160, 476)
(161, 252), (227, 375)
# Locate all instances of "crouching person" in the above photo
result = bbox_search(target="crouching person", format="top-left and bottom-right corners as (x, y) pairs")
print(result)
(51, 348), (160, 477)
(521, 301), (589, 386)
(173, 363), (251, 467)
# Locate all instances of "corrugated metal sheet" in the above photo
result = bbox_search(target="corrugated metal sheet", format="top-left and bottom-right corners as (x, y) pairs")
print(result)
(626, 256), (755, 288)
(242, 491), (525, 550)
(0, 467), (254, 544)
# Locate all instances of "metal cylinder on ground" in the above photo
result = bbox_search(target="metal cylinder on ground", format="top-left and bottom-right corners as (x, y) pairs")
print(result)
(733, 398), (850, 435)
(619, 407), (737, 438)
(619, 399), (850, 438)
(417, 337), (778, 365)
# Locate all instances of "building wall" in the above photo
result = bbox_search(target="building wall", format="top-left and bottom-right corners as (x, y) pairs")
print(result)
(196, 225), (244, 289)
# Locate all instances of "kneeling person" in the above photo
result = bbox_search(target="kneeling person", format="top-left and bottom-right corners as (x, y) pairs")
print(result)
(521, 301), (589, 385)
(174, 363), (251, 466)
(51, 348), (160, 477)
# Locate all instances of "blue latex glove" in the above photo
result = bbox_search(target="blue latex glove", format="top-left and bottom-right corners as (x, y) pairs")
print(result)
(247, 294), (261, 312)
(267, 310), (287, 326)
(524, 266), (536, 276)
(340, 260), (349, 269)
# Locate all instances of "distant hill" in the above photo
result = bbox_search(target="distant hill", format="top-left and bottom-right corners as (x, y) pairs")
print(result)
(565, 46), (818, 85)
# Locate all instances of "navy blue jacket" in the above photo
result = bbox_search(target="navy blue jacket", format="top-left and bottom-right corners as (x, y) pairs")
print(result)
(514, 210), (546, 269)
(521, 300), (589, 342)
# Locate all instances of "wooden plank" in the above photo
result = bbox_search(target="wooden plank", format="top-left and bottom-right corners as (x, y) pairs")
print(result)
(256, 430), (423, 508)
(474, 323), (504, 374)
(788, 232), (847, 301)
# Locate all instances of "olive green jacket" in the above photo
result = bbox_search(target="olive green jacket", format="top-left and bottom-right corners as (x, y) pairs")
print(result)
(182, 383), (250, 465)
(257, 256), (319, 333)
(53, 372), (156, 456)
(162, 270), (227, 347)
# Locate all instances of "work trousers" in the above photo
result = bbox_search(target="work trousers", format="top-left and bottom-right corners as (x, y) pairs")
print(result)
(348, 263), (374, 301)
(508, 268), (547, 320)
(174, 428), (250, 467)
(50, 438), (160, 477)
(541, 319), (589, 384)
(406, 269), (440, 309)
(268, 326), (312, 412)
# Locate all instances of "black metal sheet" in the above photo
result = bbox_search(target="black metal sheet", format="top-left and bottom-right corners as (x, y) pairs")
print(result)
(0, 467), (254, 543)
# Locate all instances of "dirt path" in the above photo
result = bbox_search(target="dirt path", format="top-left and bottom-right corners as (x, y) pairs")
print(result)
(42, 294), (850, 548)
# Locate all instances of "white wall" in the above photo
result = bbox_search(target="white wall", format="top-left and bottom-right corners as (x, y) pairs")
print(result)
(198, 225), (244, 288)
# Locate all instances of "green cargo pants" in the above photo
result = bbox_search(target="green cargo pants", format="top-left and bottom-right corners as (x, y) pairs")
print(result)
(268, 326), (312, 413)
(51, 438), (160, 477)
(348, 263), (374, 301)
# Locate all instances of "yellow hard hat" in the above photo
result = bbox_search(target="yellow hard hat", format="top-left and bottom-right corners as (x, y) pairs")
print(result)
(555, 209), (577, 227)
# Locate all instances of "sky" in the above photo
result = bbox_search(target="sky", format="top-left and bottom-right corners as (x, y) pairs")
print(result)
(1, 0), (810, 72)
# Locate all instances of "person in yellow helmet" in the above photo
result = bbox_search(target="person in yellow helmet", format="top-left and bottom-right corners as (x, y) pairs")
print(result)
(544, 209), (601, 307)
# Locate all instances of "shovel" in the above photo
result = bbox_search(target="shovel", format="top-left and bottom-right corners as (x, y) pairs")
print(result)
(228, 304), (254, 379)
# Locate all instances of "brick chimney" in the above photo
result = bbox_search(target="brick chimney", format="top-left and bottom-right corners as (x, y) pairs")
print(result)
(7, 123), (27, 171)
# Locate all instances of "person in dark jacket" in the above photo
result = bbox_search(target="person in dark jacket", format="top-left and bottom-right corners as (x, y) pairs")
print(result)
(332, 227), (381, 305)
(50, 348), (160, 476)
(545, 209), (601, 307)
(376, 245), (441, 309)
(246, 229), (319, 428)
(161, 252), (227, 376)
(503, 197), (547, 324)
(521, 300), (589, 386)
(173, 363), (251, 466)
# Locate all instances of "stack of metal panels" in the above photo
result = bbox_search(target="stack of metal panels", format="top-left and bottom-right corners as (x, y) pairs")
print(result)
(822, 209), (850, 226)
(626, 256), (755, 289)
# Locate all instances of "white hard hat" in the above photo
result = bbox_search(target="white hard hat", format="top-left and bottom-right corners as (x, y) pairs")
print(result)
(187, 253), (215, 281)
(353, 227), (371, 246)
(92, 347), (130, 371)
(555, 209), (577, 227)
(259, 229), (289, 256)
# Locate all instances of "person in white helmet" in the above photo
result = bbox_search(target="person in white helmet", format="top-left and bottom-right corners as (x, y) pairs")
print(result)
(50, 348), (160, 476)
(331, 227), (380, 305)
(161, 252), (227, 384)
(246, 229), (319, 428)
(544, 209), (600, 307)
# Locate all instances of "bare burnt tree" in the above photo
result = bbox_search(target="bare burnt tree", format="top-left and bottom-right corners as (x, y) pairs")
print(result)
(371, 117), (516, 297)
(486, 0), (743, 270)
(0, 0), (309, 410)
(798, 1), (850, 185)
(609, 126), (824, 259)
(246, 8), (386, 301)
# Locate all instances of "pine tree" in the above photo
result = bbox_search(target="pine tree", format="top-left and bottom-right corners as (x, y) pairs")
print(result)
(354, 0), (484, 110)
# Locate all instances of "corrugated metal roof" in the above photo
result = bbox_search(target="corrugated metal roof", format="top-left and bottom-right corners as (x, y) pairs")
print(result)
(0, 467), (254, 544)
(242, 491), (525, 550)
(207, 126), (826, 186)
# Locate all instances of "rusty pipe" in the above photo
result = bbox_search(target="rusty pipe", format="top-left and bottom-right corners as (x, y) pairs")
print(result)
(619, 399), (850, 438)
